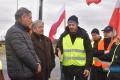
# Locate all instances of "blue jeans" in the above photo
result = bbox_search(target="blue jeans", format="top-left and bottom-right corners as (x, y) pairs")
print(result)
(60, 62), (64, 80)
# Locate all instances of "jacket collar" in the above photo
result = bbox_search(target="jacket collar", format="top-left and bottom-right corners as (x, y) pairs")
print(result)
(32, 32), (44, 41)
(15, 21), (29, 32)
(31, 32), (49, 53)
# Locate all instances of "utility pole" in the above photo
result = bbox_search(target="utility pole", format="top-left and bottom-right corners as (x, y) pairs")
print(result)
(17, 0), (18, 10)
(39, 0), (43, 20)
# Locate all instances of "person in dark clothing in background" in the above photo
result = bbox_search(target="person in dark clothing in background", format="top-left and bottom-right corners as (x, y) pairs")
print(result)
(5, 7), (41, 80)
(91, 28), (102, 50)
(31, 20), (55, 80)
(92, 26), (116, 80)
(98, 36), (120, 80)
(55, 15), (93, 80)
(90, 28), (102, 80)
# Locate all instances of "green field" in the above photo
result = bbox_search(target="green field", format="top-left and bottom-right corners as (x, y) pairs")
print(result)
(0, 45), (6, 54)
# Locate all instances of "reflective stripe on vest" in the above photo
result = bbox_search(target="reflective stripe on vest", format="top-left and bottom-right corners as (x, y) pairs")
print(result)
(63, 49), (85, 53)
(94, 39), (116, 68)
(62, 34), (86, 66)
(93, 57), (97, 64)
(63, 56), (86, 60)
(95, 58), (111, 65)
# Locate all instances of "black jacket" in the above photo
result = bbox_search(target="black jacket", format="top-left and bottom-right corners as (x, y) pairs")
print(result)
(56, 26), (93, 74)
(98, 43), (116, 62)
(108, 44), (120, 80)
(93, 37), (114, 72)
(98, 43), (120, 80)
(5, 21), (40, 78)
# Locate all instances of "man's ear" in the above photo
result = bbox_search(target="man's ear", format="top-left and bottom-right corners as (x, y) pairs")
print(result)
(21, 15), (25, 21)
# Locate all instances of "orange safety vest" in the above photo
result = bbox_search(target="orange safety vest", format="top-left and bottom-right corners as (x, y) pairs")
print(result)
(94, 39), (116, 69)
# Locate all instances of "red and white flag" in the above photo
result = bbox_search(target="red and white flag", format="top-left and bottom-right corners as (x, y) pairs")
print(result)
(109, 0), (120, 37)
(86, 0), (101, 6)
(49, 5), (65, 41)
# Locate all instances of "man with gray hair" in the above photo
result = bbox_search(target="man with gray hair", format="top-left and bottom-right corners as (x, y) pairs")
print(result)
(31, 20), (55, 80)
(5, 7), (41, 80)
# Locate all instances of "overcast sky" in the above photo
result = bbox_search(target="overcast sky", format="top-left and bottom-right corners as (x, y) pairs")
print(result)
(0, 0), (118, 40)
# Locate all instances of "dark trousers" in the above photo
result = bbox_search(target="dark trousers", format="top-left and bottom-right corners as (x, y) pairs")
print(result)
(107, 72), (120, 80)
(90, 65), (97, 80)
(64, 73), (87, 80)
(90, 66), (107, 80)
(107, 73), (114, 80)
(60, 62), (64, 80)
(96, 70), (107, 80)
(33, 73), (49, 80)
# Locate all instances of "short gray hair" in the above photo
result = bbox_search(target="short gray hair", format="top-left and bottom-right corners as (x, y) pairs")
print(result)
(15, 7), (31, 20)
(32, 20), (44, 29)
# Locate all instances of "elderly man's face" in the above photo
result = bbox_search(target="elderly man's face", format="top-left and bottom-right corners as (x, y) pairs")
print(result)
(34, 23), (44, 36)
(68, 22), (78, 33)
(22, 13), (32, 28)
(103, 31), (113, 38)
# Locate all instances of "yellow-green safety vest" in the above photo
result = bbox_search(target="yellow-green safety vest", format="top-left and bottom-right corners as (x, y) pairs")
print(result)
(62, 34), (86, 66)
(91, 41), (96, 64)
(0, 59), (2, 70)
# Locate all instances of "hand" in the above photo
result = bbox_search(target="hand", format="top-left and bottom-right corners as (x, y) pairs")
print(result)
(83, 70), (89, 77)
(104, 50), (109, 54)
(103, 65), (110, 71)
(36, 63), (42, 73)
(57, 48), (61, 59)
(29, 22), (33, 29)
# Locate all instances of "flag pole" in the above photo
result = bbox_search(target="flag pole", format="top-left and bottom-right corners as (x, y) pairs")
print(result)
(39, 0), (43, 20)
(64, 15), (66, 30)
(17, 0), (18, 10)
(64, 4), (66, 30)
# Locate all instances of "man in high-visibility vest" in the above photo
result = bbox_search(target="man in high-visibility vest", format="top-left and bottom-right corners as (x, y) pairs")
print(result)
(92, 26), (116, 80)
(0, 59), (4, 80)
(98, 36), (120, 80)
(90, 28), (102, 80)
(56, 15), (93, 80)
